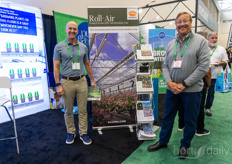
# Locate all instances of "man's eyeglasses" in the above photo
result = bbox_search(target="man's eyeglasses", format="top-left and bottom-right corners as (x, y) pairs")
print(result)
(176, 20), (190, 24)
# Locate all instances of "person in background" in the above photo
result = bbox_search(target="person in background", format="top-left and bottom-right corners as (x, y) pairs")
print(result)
(204, 32), (228, 116)
(53, 21), (96, 145)
(147, 12), (210, 159)
(178, 31), (211, 136)
(225, 47), (231, 69)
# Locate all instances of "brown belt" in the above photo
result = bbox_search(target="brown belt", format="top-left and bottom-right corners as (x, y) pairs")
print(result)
(62, 75), (84, 81)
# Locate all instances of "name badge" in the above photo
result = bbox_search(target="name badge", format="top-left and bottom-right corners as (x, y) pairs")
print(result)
(172, 59), (182, 68)
(72, 62), (80, 70)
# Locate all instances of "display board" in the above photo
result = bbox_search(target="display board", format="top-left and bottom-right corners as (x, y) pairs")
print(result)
(88, 7), (139, 129)
(198, 0), (218, 32)
(149, 29), (176, 93)
(139, 25), (162, 44)
(0, 1), (50, 123)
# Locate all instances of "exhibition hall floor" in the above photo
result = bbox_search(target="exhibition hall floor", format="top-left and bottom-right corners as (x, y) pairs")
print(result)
(123, 91), (232, 164)
(1, 91), (231, 163)
(0, 110), (142, 163)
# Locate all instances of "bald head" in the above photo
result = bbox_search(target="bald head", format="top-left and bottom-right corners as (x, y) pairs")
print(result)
(66, 21), (78, 30)
(65, 21), (78, 42)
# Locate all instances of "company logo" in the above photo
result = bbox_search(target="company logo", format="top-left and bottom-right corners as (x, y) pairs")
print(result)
(173, 142), (230, 159)
(77, 22), (89, 49)
(128, 11), (137, 16)
(159, 32), (165, 39)
(127, 8), (138, 20)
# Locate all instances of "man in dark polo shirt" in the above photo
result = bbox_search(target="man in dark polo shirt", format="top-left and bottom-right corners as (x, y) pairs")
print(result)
(53, 21), (96, 145)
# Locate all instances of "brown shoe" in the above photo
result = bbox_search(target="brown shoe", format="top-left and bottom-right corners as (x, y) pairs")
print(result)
(147, 141), (167, 152)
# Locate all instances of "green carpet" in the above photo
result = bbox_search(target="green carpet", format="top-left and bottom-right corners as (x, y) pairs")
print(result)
(123, 91), (232, 164)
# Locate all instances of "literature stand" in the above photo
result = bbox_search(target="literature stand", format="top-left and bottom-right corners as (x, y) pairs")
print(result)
(133, 44), (156, 140)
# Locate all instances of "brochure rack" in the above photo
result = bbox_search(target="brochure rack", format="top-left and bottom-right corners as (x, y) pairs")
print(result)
(133, 44), (156, 140)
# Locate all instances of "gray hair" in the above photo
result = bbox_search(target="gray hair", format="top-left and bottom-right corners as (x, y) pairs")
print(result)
(176, 12), (192, 23)
(207, 32), (218, 39)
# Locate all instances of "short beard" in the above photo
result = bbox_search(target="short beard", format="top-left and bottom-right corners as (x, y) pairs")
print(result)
(209, 42), (217, 47)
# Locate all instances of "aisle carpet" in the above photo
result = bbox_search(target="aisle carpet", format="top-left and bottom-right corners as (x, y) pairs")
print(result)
(123, 91), (232, 164)
(0, 110), (143, 164)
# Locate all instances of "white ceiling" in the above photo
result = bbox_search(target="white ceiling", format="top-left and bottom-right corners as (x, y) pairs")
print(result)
(214, 0), (232, 11)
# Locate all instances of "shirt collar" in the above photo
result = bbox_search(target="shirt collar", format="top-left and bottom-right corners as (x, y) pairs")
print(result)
(176, 31), (193, 43)
(65, 38), (78, 45)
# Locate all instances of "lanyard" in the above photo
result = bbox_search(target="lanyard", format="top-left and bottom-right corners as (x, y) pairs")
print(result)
(65, 39), (80, 61)
(174, 36), (192, 58)
(210, 45), (217, 56)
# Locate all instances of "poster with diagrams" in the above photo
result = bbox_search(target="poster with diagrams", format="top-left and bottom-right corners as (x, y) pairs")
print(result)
(0, 1), (50, 123)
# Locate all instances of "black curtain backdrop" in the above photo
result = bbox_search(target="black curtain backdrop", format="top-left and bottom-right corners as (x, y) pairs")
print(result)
(42, 14), (57, 87)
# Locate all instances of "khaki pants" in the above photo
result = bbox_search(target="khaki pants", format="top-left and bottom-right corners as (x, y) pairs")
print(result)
(62, 76), (88, 135)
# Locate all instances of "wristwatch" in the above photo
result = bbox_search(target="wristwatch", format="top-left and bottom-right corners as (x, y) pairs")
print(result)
(55, 83), (61, 86)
